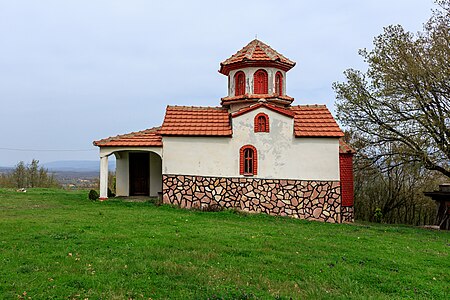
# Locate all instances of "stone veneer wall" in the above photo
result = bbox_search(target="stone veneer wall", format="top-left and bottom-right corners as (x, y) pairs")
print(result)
(341, 206), (354, 223)
(163, 174), (351, 223)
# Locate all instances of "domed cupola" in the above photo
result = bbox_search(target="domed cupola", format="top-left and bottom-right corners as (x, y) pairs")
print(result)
(219, 39), (296, 111)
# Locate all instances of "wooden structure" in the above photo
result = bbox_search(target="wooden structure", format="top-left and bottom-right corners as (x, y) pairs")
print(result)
(424, 184), (450, 230)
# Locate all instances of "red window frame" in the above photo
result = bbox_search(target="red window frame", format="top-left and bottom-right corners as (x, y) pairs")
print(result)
(254, 113), (270, 132)
(275, 71), (283, 96)
(234, 71), (246, 96)
(253, 69), (268, 94)
(239, 145), (257, 176)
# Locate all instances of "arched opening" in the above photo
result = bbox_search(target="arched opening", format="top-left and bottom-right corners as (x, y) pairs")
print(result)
(253, 69), (268, 94)
(275, 71), (283, 96)
(240, 145), (258, 175)
(102, 150), (162, 198)
(234, 71), (246, 96)
(254, 113), (269, 132)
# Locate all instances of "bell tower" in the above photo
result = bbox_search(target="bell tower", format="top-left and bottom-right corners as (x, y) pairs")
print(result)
(219, 39), (296, 112)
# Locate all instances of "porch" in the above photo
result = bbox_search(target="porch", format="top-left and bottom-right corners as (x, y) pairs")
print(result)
(99, 147), (162, 199)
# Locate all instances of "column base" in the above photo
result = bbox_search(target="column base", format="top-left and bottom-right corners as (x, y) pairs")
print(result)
(99, 197), (108, 201)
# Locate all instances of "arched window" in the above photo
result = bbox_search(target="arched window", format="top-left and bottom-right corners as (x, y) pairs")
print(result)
(275, 72), (283, 96)
(254, 113), (269, 132)
(253, 69), (268, 94)
(239, 145), (257, 175)
(234, 71), (246, 96)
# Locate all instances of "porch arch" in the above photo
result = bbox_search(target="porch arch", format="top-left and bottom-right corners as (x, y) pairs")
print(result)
(99, 148), (162, 199)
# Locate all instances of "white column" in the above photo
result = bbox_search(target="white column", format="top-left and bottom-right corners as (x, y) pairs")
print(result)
(115, 152), (129, 196)
(149, 153), (162, 197)
(99, 155), (109, 200)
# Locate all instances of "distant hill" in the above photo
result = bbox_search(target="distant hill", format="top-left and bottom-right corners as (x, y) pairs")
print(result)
(0, 166), (13, 174)
(42, 160), (116, 172)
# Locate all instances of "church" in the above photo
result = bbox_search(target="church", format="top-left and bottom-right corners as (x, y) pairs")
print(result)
(94, 39), (355, 223)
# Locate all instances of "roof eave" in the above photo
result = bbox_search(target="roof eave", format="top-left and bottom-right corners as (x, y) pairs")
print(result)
(95, 144), (163, 148)
(221, 95), (294, 106)
(232, 103), (295, 118)
(219, 60), (296, 76)
(160, 133), (233, 138)
(294, 134), (345, 138)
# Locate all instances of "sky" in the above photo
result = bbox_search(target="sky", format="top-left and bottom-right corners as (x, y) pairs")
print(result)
(0, 0), (437, 166)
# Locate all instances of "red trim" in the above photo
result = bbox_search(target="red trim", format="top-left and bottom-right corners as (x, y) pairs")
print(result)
(232, 102), (295, 118)
(254, 113), (270, 132)
(253, 69), (268, 94)
(99, 197), (108, 201)
(239, 145), (257, 176)
(234, 71), (246, 96)
(275, 71), (283, 96)
(339, 153), (354, 206)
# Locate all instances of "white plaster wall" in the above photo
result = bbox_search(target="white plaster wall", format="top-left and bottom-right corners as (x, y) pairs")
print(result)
(115, 152), (129, 196)
(149, 152), (162, 197)
(228, 67), (286, 96)
(232, 108), (339, 180)
(162, 137), (231, 176)
(162, 107), (340, 180)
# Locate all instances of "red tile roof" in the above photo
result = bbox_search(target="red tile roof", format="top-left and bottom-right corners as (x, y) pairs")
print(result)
(339, 139), (356, 154)
(93, 127), (162, 147)
(94, 104), (344, 143)
(219, 39), (296, 75)
(289, 105), (344, 137)
(232, 102), (295, 118)
(160, 106), (232, 136)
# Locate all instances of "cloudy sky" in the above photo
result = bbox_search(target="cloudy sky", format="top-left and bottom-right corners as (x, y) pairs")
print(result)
(0, 0), (436, 166)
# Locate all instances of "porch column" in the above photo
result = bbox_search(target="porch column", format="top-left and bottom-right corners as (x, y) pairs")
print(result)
(99, 155), (108, 200)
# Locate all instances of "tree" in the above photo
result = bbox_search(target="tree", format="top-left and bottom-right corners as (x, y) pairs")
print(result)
(39, 167), (47, 186)
(12, 161), (27, 188)
(334, 1), (450, 179)
(28, 159), (39, 188)
(0, 159), (60, 189)
(347, 132), (441, 225)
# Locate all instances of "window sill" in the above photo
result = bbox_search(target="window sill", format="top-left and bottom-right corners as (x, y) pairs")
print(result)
(243, 173), (254, 177)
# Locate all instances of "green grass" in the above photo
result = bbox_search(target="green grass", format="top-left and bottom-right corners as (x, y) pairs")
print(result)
(0, 188), (449, 299)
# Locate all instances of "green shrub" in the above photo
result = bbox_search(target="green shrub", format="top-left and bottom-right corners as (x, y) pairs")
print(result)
(107, 188), (115, 198)
(374, 208), (383, 223)
(88, 189), (99, 201)
(147, 197), (162, 206)
(201, 203), (223, 212)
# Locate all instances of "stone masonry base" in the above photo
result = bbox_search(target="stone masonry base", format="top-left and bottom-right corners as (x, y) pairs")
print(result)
(341, 206), (354, 223)
(163, 174), (354, 223)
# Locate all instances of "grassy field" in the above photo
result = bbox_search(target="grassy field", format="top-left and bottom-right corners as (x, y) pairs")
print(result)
(0, 188), (449, 299)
